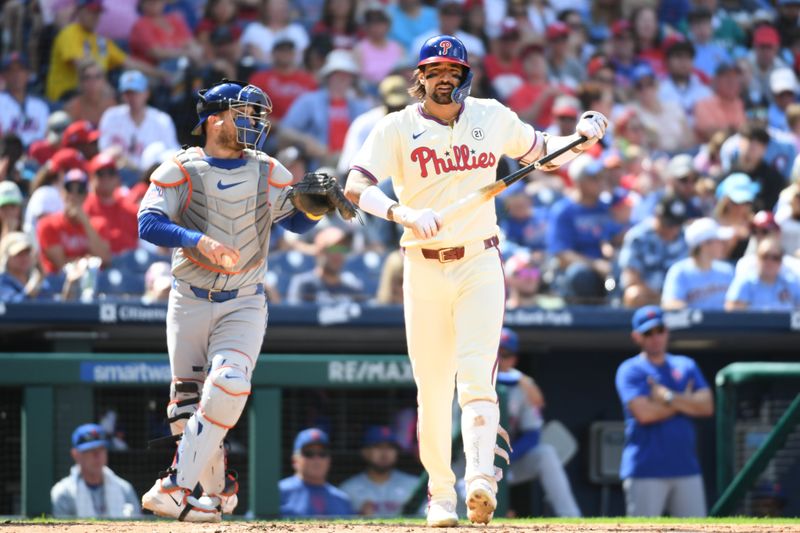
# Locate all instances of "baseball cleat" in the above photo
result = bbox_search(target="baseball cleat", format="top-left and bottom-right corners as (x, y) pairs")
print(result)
(466, 478), (497, 525)
(206, 470), (239, 515)
(142, 475), (221, 522)
(426, 499), (458, 527)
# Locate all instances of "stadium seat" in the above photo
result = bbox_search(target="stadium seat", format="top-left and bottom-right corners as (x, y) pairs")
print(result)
(42, 272), (66, 299)
(112, 248), (170, 274)
(95, 268), (146, 299)
(344, 251), (386, 297)
(268, 250), (315, 299)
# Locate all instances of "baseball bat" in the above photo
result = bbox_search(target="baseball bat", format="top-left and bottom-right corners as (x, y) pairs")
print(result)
(439, 135), (587, 225)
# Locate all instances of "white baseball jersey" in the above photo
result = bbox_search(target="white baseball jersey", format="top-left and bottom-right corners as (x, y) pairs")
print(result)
(350, 97), (543, 248)
(98, 104), (179, 170)
(0, 92), (50, 146)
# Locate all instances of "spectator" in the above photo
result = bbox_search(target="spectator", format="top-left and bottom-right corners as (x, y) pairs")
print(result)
(692, 62), (746, 143)
(352, 3), (405, 88)
(685, 7), (732, 80)
(311, 0), (360, 50)
(627, 63), (695, 153)
(631, 154), (704, 226)
(374, 250), (404, 305)
(775, 184), (800, 257)
(496, 328), (581, 517)
(240, 0), (310, 66)
(45, 0), (160, 102)
(504, 253), (545, 309)
(0, 232), (52, 302)
(545, 22), (583, 90)
(142, 260), (171, 304)
(608, 20), (642, 98)
(726, 236), (800, 311)
(28, 111), (72, 166)
(545, 95), (581, 137)
(507, 44), (562, 129)
(280, 50), (370, 169)
(746, 24), (790, 110)
(98, 70), (180, 171)
(736, 210), (800, 277)
(63, 60), (117, 127)
(128, 0), (202, 67)
(339, 426), (418, 517)
(248, 39), (318, 122)
(719, 120), (797, 181)
(279, 428), (354, 517)
(387, 0), (438, 53)
(630, 5), (663, 73)
(50, 423), (140, 518)
(657, 37), (712, 122)
(727, 124), (785, 212)
(36, 168), (112, 275)
(286, 226), (366, 304)
(411, 0), (486, 62)
(483, 19), (524, 86)
(499, 192), (548, 252)
(0, 181), (23, 239)
(547, 155), (611, 304)
(715, 172), (758, 262)
(618, 194), (689, 308)
(0, 52), (49, 148)
(767, 68), (799, 132)
(24, 148), (88, 238)
(195, 0), (243, 59)
(662, 218), (735, 310)
(616, 306), (714, 517)
(61, 120), (101, 162)
(84, 152), (139, 255)
(195, 24), (247, 89)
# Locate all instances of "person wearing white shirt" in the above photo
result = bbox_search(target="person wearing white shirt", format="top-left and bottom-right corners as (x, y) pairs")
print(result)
(97, 70), (179, 171)
(0, 53), (49, 147)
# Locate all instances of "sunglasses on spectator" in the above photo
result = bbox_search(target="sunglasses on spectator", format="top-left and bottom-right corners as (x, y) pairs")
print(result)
(759, 253), (782, 262)
(643, 325), (666, 337)
(65, 182), (88, 195)
(301, 449), (330, 459)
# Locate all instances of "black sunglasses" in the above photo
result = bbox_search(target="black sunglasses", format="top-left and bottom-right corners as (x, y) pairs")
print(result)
(301, 449), (330, 459)
(65, 182), (88, 195)
(643, 325), (666, 337)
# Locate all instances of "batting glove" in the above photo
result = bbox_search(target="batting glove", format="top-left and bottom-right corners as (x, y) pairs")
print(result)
(393, 205), (442, 240)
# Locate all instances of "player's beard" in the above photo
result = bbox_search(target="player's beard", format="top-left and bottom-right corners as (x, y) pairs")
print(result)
(429, 83), (454, 105)
(219, 124), (246, 151)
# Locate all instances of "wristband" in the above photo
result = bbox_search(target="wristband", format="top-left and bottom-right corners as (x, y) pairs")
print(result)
(358, 185), (398, 221)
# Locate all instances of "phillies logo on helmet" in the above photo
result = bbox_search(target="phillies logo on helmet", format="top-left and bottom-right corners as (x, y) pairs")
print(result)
(439, 40), (452, 56)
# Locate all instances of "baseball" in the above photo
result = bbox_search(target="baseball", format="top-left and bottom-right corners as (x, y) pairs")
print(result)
(220, 253), (235, 269)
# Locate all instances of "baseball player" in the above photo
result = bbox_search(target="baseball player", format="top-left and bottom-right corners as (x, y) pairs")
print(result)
(136, 79), (355, 522)
(343, 35), (607, 526)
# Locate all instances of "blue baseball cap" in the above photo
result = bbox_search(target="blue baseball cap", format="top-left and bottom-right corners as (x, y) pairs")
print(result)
(363, 425), (397, 447)
(72, 423), (108, 452)
(632, 63), (656, 85)
(293, 428), (329, 453)
(119, 70), (148, 93)
(631, 305), (664, 334)
(499, 327), (519, 353)
(716, 172), (761, 204)
(1, 51), (28, 71)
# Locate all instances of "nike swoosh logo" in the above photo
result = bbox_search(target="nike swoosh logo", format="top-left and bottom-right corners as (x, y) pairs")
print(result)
(168, 492), (181, 507)
(217, 179), (247, 190)
(412, 130), (426, 140)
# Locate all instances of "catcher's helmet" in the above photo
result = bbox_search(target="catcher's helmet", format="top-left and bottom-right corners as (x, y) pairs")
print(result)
(192, 79), (272, 151)
(416, 35), (473, 104)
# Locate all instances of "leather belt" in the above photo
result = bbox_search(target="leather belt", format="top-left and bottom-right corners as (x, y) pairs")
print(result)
(189, 283), (265, 303)
(420, 236), (499, 263)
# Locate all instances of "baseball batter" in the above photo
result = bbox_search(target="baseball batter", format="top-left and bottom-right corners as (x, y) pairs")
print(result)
(344, 35), (607, 526)
(136, 80), (353, 522)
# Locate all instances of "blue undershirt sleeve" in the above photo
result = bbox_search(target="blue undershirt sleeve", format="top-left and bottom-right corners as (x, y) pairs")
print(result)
(276, 210), (321, 234)
(138, 211), (203, 248)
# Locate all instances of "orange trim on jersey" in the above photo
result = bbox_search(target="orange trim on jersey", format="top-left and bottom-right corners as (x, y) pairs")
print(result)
(171, 377), (204, 383)
(182, 253), (263, 275)
(199, 408), (234, 429)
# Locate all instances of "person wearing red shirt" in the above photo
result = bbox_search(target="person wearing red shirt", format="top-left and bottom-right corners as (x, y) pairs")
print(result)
(507, 43), (564, 129)
(484, 19), (524, 84)
(36, 169), (111, 274)
(248, 39), (317, 122)
(83, 152), (139, 255)
(128, 0), (202, 66)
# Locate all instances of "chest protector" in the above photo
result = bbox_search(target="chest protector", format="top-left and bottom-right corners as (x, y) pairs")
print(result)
(173, 147), (272, 274)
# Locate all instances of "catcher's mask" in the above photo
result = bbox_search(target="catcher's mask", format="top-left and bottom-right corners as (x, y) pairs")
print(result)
(193, 79), (272, 151)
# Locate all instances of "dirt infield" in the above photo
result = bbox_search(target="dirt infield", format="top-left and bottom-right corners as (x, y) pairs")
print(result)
(3, 521), (800, 533)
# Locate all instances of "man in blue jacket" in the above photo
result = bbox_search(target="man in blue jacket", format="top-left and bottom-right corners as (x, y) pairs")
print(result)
(615, 305), (714, 517)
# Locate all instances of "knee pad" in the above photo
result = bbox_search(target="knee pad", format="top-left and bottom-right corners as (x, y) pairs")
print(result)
(199, 352), (252, 430)
(167, 380), (201, 435)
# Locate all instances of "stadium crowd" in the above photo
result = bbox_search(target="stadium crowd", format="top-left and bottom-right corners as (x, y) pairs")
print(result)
(2, 0), (800, 310)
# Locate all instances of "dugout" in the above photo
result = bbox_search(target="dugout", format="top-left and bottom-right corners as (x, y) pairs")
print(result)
(1, 303), (799, 518)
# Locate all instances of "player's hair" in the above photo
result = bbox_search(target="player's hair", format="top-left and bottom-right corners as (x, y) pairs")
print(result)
(409, 68), (426, 101)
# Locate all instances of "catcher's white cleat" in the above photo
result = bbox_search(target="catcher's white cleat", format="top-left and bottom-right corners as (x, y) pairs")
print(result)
(205, 470), (239, 515)
(466, 477), (497, 525)
(142, 475), (221, 522)
(426, 499), (458, 527)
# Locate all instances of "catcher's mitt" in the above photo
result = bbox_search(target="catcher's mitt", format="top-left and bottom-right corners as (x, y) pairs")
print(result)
(285, 172), (359, 221)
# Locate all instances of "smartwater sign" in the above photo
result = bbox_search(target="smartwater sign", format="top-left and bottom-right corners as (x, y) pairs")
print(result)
(80, 362), (171, 383)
